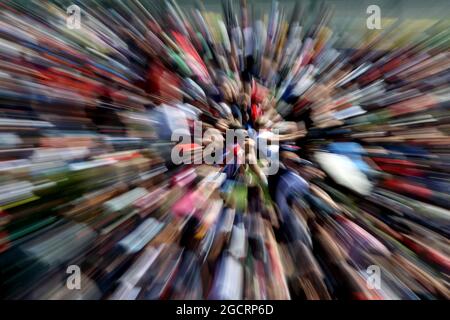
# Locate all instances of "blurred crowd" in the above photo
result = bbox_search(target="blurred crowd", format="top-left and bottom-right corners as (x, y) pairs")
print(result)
(0, 0), (449, 300)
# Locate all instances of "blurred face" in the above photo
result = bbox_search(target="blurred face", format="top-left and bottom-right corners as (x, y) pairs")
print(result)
(221, 83), (233, 102)
(240, 94), (250, 109)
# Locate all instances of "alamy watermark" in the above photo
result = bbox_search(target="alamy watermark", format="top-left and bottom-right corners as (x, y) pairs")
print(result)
(366, 5), (382, 30)
(67, 4), (81, 30)
(366, 265), (381, 290)
(66, 265), (81, 290)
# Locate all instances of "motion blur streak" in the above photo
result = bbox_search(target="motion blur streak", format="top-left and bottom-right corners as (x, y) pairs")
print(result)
(0, 0), (449, 300)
